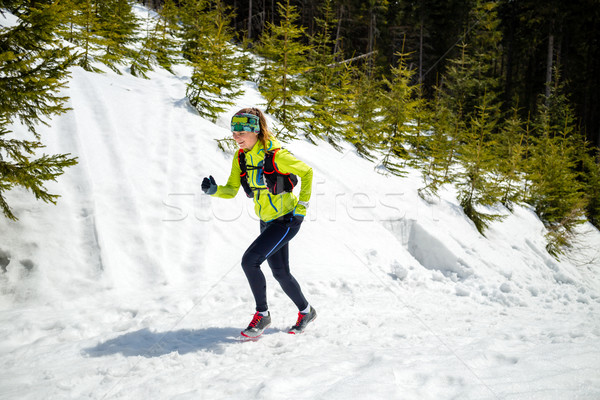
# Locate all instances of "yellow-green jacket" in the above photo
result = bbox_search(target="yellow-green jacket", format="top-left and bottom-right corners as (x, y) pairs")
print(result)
(212, 138), (312, 222)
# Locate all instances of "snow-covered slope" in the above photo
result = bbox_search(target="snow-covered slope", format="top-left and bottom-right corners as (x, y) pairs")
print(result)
(1, 27), (600, 400)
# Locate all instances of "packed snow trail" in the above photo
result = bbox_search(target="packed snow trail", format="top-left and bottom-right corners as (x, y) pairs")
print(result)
(1, 23), (600, 400)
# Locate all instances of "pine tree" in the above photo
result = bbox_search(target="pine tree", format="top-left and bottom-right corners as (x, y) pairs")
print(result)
(495, 105), (527, 210)
(0, 2), (77, 220)
(428, 44), (479, 199)
(580, 148), (600, 229)
(330, 63), (359, 147)
(525, 79), (587, 256)
(455, 92), (504, 234)
(181, 0), (244, 121)
(64, 0), (104, 72)
(95, 0), (139, 73)
(130, 0), (180, 78)
(440, 0), (502, 125)
(306, 63), (356, 149)
(129, 12), (156, 79)
(425, 0), (504, 233)
(153, 0), (181, 72)
(302, 0), (341, 144)
(236, 39), (258, 82)
(418, 88), (461, 201)
(345, 65), (383, 159)
(60, 0), (138, 73)
(301, 0), (358, 149)
(379, 49), (429, 175)
(256, 0), (311, 140)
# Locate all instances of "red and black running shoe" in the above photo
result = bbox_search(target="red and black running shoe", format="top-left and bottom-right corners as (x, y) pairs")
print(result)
(288, 306), (317, 334)
(241, 311), (271, 338)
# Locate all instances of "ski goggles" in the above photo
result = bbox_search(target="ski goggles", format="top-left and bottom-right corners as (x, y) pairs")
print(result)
(231, 113), (260, 133)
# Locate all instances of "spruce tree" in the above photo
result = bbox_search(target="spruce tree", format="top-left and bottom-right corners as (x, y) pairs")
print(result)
(256, 0), (311, 140)
(419, 88), (461, 201)
(331, 64), (359, 147)
(301, 0), (358, 149)
(426, 0), (504, 232)
(181, 0), (243, 122)
(526, 80), (587, 256)
(95, 0), (139, 73)
(130, 0), (180, 78)
(426, 44), (476, 199)
(129, 11), (156, 79)
(440, 0), (502, 125)
(345, 65), (383, 159)
(302, 0), (341, 144)
(60, 0), (138, 73)
(580, 148), (600, 229)
(317, 62), (357, 150)
(495, 105), (526, 210)
(0, 2), (77, 220)
(63, 0), (104, 72)
(379, 49), (429, 175)
(454, 93), (504, 234)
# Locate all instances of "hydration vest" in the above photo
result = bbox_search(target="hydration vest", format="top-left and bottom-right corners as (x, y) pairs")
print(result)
(237, 148), (298, 198)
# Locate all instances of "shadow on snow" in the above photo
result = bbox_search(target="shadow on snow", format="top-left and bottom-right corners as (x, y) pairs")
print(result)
(83, 327), (259, 358)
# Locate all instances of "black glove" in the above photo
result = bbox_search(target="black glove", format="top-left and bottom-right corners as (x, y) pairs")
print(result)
(202, 175), (217, 195)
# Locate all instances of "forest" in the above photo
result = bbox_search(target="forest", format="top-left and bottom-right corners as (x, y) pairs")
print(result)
(1, 0), (599, 256)
(222, 0), (600, 149)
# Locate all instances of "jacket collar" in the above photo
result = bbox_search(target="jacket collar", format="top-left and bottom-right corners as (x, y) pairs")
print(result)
(246, 137), (281, 155)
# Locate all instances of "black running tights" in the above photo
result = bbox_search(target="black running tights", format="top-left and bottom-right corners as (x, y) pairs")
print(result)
(241, 213), (308, 313)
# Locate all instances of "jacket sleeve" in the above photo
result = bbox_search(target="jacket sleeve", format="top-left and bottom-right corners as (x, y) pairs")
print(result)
(274, 149), (313, 214)
(212, 153), (241, 199)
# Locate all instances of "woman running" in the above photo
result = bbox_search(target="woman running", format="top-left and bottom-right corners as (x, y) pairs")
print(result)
(202, 107), (316, 338)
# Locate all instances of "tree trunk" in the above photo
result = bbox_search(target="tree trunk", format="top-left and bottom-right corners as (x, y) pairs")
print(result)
(545, 33), (554, 100)
(248, 0), (253, 39)
(368, 9), (375, 75)
(419, 13), (423, 83)
(334, 5), (343, 60)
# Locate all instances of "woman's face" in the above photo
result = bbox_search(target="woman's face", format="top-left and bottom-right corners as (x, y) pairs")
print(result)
(232, 130), (259, 150)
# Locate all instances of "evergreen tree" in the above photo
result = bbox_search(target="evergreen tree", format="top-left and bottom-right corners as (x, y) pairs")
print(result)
(454, 93), (504, 234)
(343, 63), (384, 159)
(235, 40), (258, 82)
(580, 148), (600, 229)
(525, 81), (586, 256)
(418, 85), (461, 201)
(256, 0), (311, 140)
(0, 2), (77, 220)
(432, 43), (484, 188)
(181, 0), (244, 121)
(426, 0), (504, 232)
(303, 0), (356, 148)
(95, 0), (139, 73)
(60, 0), (138, 73)
(65, 0), (104, 72)
(319, 62), (357, 150)
(130, 0), (180, 78)
(495, 105), (526, 210)
(418, 113), (450, 199)
(129, 11), (156, 79)
(303, 0), (338, 143)
(440, 0), (502, 125)
(379, 49), (429, 175)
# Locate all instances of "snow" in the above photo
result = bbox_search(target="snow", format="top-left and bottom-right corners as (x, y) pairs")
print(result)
(2, 13), (600, 400)
(0, 10), (19, 28)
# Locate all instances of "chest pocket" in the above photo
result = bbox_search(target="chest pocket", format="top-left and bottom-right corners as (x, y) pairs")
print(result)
(251, 160), (264, 186)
